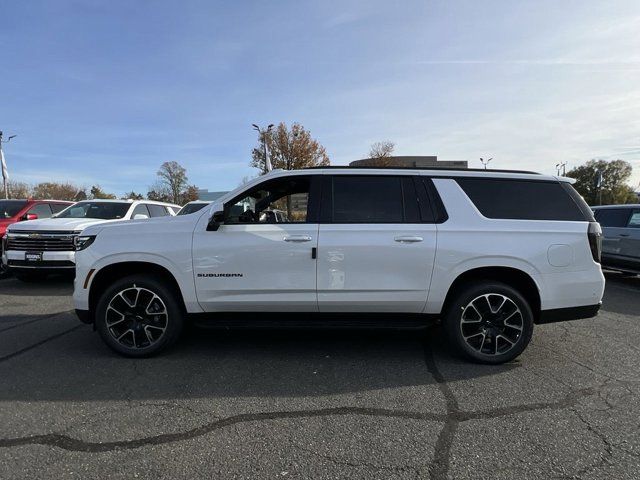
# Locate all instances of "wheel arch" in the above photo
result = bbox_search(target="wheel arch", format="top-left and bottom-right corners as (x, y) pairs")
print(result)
(88, 261), (187, 317)
(441, 266), (542, 322)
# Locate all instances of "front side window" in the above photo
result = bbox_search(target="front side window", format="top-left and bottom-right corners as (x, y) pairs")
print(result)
(131, 204), (150, 219)
(628, 210), (640, 228)
(595, 208), (632, 228)
(56, 202), (130, 220)
(225, 176), (311, 224)
(27, 203), (53, 219)
(147, 204), (169, 217)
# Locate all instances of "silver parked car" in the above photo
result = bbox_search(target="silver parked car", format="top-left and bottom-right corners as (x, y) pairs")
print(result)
(592, 205), (640, 274)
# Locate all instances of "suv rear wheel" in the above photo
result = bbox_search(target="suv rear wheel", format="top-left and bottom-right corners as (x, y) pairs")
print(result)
(444, 281), (534, 364)
(95, 274), (184, 357)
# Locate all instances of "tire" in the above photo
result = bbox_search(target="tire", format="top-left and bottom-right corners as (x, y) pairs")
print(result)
(443, 281), (534, 364)
(15, 272), (48, 282)
(95, 274), (184, 357)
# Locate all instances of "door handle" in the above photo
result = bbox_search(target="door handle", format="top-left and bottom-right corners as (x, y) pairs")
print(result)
(619, 233), (630, 237)
(283, 235), (312, 242)
(394, 236), (423, 243)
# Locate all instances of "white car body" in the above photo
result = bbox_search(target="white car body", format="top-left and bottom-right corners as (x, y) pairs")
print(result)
(73, 168), (604, 323)
(3, 199), (180, 275)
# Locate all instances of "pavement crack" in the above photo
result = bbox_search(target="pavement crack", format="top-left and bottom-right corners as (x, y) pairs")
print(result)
(0, 388), (596, 455)
(423, 343), (460, 480)
(0, 324), (83, 363)
(0, 312), (67, 333)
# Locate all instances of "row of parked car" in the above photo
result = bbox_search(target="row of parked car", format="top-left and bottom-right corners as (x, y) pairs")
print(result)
(0, 198), (211, 281)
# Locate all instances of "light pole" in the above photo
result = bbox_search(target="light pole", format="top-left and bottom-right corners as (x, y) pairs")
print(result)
(555, 162), (567, 176)
(252, 124), (274, 173)
(0, 131), (17, 199)
(480, 157), (493, 170)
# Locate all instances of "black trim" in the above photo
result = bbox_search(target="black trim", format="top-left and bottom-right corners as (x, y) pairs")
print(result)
(303, 166), (540, 175)
(187, 312), (440, 329)
(8, 260), (75, 268)
(75, 309), (92, 324)
(537, 304), (601, 324)
(421, 177), (449, 223)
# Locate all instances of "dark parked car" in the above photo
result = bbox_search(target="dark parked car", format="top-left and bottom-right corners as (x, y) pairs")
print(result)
(592, 205), (640, 274)
(0, 199), (74, 277)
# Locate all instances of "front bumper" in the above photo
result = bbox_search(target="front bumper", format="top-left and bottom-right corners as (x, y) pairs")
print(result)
(4, 249), (76, 272)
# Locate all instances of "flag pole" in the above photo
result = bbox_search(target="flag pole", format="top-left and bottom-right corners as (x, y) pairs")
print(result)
(0, 130), (17, 199)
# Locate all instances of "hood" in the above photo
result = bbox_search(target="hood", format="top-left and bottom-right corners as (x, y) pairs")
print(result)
(6, 217), (119, 233)
(82, 214), (187, 236)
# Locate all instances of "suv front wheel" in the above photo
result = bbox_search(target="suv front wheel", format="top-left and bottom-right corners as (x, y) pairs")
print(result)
(444, 281), (534, 364)
(95, 274), (184, 357)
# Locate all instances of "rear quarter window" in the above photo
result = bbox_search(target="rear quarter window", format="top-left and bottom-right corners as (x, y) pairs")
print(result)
(456, 178), (591, 221)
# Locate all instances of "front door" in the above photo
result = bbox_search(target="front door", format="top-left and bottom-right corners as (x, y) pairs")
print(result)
(192, 174), (320, 311)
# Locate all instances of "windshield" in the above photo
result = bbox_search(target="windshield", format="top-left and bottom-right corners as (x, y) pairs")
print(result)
(55, 202), (131, 220)
(177, 203), (208, 215)
(0, 200), (28, 219)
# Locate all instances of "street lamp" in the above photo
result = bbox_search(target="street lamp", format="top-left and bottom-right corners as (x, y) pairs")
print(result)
(252, 124), (274, 173)
(480, 157), (493, 170)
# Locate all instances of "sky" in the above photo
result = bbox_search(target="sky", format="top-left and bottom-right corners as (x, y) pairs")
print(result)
(1, 0), (640, 196)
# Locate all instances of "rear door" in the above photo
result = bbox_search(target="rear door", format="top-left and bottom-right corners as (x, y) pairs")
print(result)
(316, 174), (438, 313)
(620, 209), (640, 267)
(595, 207), (633, 267)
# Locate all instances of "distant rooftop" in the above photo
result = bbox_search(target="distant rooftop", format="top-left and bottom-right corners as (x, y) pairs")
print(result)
(350, 155), (468, 169)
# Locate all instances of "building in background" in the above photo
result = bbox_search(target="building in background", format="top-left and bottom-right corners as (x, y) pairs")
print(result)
(349, 155), (468, 169)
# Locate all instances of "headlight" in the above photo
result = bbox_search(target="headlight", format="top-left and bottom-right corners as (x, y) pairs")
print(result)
(74, 235), (96, 251)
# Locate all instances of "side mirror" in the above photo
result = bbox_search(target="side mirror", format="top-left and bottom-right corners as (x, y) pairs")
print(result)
(133, 214), (149, 220)
(207, 210), (224, 231)
(23, 213), (38, 221)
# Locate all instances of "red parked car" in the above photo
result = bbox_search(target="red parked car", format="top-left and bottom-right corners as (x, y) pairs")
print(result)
(0, 199), (74, 277)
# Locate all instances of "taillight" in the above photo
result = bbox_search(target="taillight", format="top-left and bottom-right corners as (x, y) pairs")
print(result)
(588, 222), (602, 263)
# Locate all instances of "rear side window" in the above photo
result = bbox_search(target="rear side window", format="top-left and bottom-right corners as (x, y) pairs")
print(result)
(628, 210), (640, 228)
(330, 176), (405, 223)
(456, 178), (590, 221)
(595, 208), (632, 228)
(147, 204), (169, 217)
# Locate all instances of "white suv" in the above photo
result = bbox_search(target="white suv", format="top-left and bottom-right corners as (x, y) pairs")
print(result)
(73, 168), (605, 363)
(2, 199), (180, 281)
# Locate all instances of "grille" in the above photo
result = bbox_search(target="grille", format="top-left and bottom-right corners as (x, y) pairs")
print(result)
(6, 231), (77, 252)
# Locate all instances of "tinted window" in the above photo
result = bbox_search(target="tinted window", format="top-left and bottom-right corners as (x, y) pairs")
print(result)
(595, 208), (632, 228)
(147, 204), (169, 217)
(56, 202), (130, 219)
(0, 200), (27, 219)
(177, 203), (209, 215)
(50, 203), (70, 214)
(628, 210), (640, 228)
(456, 178), (588, 221)
(132, 204), (150, 218)
(332, 176), (404, 223)
(28, 203), (53, 219)
(226, 176), (311, 224)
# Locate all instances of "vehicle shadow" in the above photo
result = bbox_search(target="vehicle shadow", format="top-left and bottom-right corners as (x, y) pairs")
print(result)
(0, 321), (519, 401)
(0, 275), (73, 297)
(602, 271), (640, 316)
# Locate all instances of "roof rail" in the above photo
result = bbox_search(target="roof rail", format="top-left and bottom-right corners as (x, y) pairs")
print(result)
(302, 165), (541, 175)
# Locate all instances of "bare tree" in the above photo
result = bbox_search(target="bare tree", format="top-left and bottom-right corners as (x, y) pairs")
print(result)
(156, 161), (189, 204)
(367, 141), (395, 166)
(7, 180), (32, 199)
(32, 182), (86, 201)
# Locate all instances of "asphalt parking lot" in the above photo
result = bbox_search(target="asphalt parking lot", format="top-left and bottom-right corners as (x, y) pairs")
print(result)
(0, 273), (639, 479)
